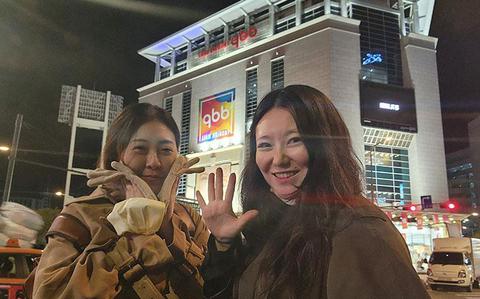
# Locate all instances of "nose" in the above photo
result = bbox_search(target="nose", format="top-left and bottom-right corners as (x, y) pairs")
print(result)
(146, 150), (161, 169)
(272, 146), (290, 167)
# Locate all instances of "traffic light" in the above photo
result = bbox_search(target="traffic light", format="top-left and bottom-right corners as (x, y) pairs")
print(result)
(440, 200), (458, 211)
(403, 205), (418, 211)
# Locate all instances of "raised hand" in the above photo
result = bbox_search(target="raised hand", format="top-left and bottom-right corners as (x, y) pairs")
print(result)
(196, 168), (258, 243)
(157, 155), (204, 241)
(86, 162), (157, 201)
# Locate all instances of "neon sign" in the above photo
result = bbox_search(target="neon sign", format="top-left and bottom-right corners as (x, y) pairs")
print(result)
(362, 53), (383, 65)
(198, 89), (235, 143)
(379, 102), (399, 111)
(198, 27), (257, 58)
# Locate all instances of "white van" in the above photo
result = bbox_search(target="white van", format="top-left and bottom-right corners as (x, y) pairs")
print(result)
(427, 237), (480, 291)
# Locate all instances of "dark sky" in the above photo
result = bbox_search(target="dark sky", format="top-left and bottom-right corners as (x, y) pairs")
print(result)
(0, 0), (478, 201)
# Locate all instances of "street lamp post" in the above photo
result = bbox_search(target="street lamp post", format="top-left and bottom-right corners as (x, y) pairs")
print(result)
(2, 114), (23, 205)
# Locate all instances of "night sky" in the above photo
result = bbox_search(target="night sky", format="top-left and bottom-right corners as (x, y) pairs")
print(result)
(0, 0), (479, 201)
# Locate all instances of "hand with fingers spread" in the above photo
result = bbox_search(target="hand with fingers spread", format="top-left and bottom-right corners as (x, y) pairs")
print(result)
(196, 168), (258, 244)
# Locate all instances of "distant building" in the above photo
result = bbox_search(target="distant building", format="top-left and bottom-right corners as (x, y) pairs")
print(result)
(137, 0), (446, 208)
(137, 0), (460, 266)
(446, 148), (477, 208)
(9, 194), (62, 210)
(58, 85), (124, 201)
(468, 115), (480, 205)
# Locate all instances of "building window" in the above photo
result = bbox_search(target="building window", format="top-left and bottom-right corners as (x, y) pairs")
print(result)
(365, 146), (411, 206)
(160, 68), (171, 80)
(177, 91), (191, 196)
(302, 6), (324, 23)
(271, 59), (284, 90)
(352, 5), (403, 86)
(275, 17), (296, 33)
(164, 97), (173, 114)
(175, 62), (187, 74)
(245, 68), (258, 132)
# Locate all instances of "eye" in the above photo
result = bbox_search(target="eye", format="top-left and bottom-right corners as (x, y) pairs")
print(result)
(256, 142), (272, 150)
(288, 136), (303, 144)
(133, 146), (148, 154)
(160, 148), (174, 155)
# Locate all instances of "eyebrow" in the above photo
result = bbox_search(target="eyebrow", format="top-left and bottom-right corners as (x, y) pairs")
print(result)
(131, 138), (175, 145)
(256, 129), (300, 140)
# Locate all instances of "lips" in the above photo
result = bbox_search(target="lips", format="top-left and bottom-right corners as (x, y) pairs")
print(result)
(272, 170), (299, 179)
(141, 175), (161, 182)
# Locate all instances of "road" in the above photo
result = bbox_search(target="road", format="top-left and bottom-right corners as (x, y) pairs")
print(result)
(429, 288), (480, 299)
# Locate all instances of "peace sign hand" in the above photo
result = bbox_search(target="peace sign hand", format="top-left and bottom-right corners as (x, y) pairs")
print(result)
(196, 168), (258, 243)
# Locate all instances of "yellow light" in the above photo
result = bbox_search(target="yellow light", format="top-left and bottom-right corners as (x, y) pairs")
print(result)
(472, 212), (479, 216)
(55, 191), (63, 196)
(0, 146), (10, 152)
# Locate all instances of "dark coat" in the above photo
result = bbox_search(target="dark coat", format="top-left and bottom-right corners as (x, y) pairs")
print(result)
(202, 197), (431, 299)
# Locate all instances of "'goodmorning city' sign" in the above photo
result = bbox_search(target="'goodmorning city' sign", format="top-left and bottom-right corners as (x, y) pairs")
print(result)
(198, 27), (257, 58)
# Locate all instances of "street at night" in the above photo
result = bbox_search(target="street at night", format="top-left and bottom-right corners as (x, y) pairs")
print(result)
(1, 0), (480, 298)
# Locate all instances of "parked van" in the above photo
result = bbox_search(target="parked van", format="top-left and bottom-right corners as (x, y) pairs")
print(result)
(427, 237), (480, 291)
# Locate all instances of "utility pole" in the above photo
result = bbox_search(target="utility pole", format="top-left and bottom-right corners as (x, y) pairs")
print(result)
(2, 114), (23, 205)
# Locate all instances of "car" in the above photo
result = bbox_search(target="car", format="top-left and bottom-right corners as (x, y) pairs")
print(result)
(0, 239), (42, 299)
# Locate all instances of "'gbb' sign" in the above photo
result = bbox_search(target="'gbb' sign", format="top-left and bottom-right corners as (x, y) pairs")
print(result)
(198, 89), (235, 143)
(203, 105), (230, 128)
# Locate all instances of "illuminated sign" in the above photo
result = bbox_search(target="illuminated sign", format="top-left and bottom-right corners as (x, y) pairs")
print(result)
(379, 102), (400, 111)
(198, 27), (257, 58)
(198, 89), (235, 143)
(362, 53), (383, 65)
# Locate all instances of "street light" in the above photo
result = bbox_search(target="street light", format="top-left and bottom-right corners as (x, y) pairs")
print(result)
(55, 191), (63, 196)
(0, 146), (9, 152)
(368, 136), (392, 205)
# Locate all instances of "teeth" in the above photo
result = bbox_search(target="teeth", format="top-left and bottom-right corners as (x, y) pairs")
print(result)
(274, 172), (296, 178)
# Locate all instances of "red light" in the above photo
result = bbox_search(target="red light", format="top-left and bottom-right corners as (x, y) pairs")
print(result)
(410, 205), (417, 211)
(448, 203), (456, 209)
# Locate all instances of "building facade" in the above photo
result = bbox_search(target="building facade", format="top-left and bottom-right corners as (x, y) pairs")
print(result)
(446, 148), (477, 208)
(138, 0), (455, 265)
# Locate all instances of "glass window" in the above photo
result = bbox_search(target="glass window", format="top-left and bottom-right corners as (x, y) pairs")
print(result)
(271, 59), (284, 90)
(364, 144), (411, 206)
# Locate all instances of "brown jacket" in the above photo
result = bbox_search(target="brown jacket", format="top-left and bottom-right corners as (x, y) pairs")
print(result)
(203, 197), (431, 299)
(33, 193), (209, 299)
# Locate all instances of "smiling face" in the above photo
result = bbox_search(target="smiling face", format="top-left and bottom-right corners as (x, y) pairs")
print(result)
(255, 107), (309, 205)
(121, 121), (178, 194)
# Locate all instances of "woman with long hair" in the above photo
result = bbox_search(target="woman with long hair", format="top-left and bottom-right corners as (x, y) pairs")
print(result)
(33, 103), (207, 298)
(197, 85), (429, 298)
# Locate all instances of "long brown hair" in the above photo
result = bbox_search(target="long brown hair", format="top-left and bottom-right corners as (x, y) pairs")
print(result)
(241, 85), (363, 298)
(100, 103), (180, 169)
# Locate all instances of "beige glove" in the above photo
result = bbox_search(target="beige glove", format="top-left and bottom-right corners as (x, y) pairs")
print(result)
(86, 162), (157, 201)
(107, 198), (166, 235)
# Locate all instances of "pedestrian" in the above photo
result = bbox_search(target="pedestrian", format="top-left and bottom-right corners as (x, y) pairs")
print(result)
(198, 85), (430, 298)
(32, 103), (208, 298)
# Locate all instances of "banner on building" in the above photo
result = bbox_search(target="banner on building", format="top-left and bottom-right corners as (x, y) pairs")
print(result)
(433, 214), (439, 224)
(198, 89), (235, 143)
(401, 212), (408, 229)
(442, 215), (450, 223)
(417, 217), (423, 230)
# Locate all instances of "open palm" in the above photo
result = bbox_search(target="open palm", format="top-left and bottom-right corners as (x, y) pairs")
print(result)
(196, 168), (258, 243)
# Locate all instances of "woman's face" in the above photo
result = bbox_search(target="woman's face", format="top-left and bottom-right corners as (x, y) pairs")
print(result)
(121, 121), (178, 194)
(255, 107), (309, 205)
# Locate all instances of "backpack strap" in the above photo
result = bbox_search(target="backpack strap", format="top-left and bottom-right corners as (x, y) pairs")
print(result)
(46, 213), (91, 251)
(106, 237), (167, 299)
